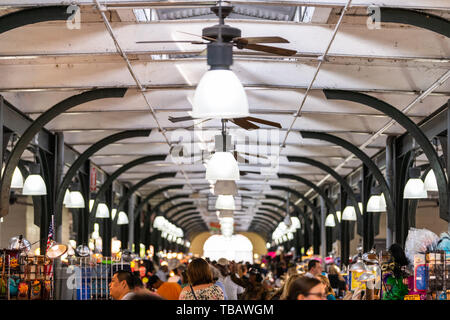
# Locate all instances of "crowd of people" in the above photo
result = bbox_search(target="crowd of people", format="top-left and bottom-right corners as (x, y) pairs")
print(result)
(109, 253), (350, 301)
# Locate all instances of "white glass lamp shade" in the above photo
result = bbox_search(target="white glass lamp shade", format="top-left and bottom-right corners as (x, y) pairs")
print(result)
(22, 174), (47, 195)
(192, 69), (249, 119)
(336, 211), (341, 222)
(214, 180), (238, 195)
(153, 216), (165, 230)
(215, 195), (235, 210)
(66, 191), (85, 208)
(11, 167), (24, 189)
(366, 194), (386, 212)
(206, 152), (240, 181)
(89, 199), (94, 212)
(111, 209), (117, 220)
(403, 178), (428, 199)
(95, 203), (110, 218)
(325, 214), (336, 227)
(342, 205), (357, 221)
(63, 189), (71, 206)
(424, 169), (438, 192)
(117, 211), (129, 225)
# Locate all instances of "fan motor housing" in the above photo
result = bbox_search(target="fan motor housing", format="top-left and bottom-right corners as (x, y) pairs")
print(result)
(202, 24), (241, 42)
(207, 42), (233, 69)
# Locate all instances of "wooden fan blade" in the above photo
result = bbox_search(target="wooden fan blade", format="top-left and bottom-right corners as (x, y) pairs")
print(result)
(240, 43), (297, 56)
(168, 115), (196, 123)
(240, 152), (268, 159)
(177, 31), (217, 43)
(136, 40), (206, 44)
(233, 36), (289, 44)
(230, 118), (259, 130)
(239, 187), (251, 191)
(243, 116), (282, 128)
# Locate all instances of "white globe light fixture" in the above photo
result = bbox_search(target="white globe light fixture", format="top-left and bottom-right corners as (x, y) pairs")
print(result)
(206, 152), (240, 181)
(424, 169), (438, 192)
(404, 168), (428, 199)
(215, 195), (235, 210)
(95, 203), (110, 218)
(11, 167), (24, 189)
(366, 186), (386, 213)
(67, 191), (85, 208)
(111, 208), (117, 220)
(342, 203), (357, 221)
(325, 214), (336, 227)
(192, 69), (249, 119)
(63, 189), (71, 207)
(22, 166), (47, 196)
(117, 211), (129, 225)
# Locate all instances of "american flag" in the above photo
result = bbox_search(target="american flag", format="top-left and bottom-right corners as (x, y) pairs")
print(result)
(45, 215), (55, 277)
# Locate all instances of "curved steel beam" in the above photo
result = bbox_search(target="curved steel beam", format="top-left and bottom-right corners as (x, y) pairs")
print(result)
(172, 212), (202, 225)
(323, 89), (448, 222)
(257, 207), (284, 219)
(270, 185), (321, 223)
(178, 217), (204, 228)
(250, 221), (272, 232)
(135, 187), (187, 219)
(378, 8), (450, 38)
(116, 172), (177, 214)
(117, 184), (184, 223)
(164, 202), (196, 218)
(255, 211), (283, 222)
(253, 216), (278, 227)
(0, 5), (73, 34)
(134, 194), (192, 222)
(184, 222), (207, 232)
(91, 154), (166, 217)
(167, 206), (198, 220)
(1, 88), (127, 217)
(278, 173), (339, 225)
(300, 131), (395, 228)
(56, 129), (151, 222)
(287, 156), (363, 223)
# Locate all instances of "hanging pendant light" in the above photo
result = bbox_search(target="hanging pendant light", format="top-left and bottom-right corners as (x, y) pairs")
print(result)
(95, 203), (110, 218)
(325, 214), (336, 227)
(214, 180), (238, 195)
(22, 165), (47, 196)
(63, 189), (71, 207)
(424, 169), (438, 192)
(111, 208), (117, 220)
(206, 152), (240, 181)
(336, 211), (341, 222)
(117, 211), (129, 225)
(66, 180), (85, 208)
(11, 167), (24, 189)
(404, 167), (428, 199)
(215, 195), (235, 210)
(342, 200), (357, 221)
(366, 185), (386, 212)
(192, 70), (249, 119)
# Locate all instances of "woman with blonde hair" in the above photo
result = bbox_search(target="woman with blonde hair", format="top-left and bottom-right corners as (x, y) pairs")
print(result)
(280, 274), (303, 300)
(317, 274), (336, 300)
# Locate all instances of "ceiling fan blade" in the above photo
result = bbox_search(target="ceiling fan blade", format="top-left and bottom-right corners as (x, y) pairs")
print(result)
(233, 36), (289, 44)
(239, 152), (268, 159)
(136, 40), (206, 44)
(177, 31), (217, 43)
(240, 43), (297, 56)
(234, 151), (248, 164)
(241, 170), (260, 175)
(230, 118), (259, 130)
(238, 187), (251, 191)
(168, 115), (196, 123)
(244, 116), (282, 128)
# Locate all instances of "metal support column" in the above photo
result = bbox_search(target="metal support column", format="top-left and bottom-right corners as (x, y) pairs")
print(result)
(320, 196), (327, 258)
(448, 99), (450, 232)
(128, 194), (135, 251)
(385, 136), (396, 248)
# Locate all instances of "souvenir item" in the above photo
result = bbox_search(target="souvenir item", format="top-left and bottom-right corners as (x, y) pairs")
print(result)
(30, 280), (41, 300)
(8, 277), (19, 296)
(17, 281), (29, 300)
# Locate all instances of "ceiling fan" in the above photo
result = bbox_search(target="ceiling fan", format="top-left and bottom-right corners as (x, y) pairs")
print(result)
(136, 2), (297, 57)
(168, 115), (281, 131)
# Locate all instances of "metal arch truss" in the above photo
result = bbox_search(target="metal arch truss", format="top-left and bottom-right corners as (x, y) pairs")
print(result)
(1, 88), (127, 218)
(115, 172), (177, 214)
(323, 89), (448, 222)
(278, 173), (339, 228)
(0, 5), (73, 34)
(164, 202), (196, 218)
(378, 8), (450, 38)
(300, 130), (396, 229)
(135, 187), (187, 219)
(91, 154), (167, 217)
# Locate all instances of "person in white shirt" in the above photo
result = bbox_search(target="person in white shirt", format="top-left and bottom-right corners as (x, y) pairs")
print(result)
(109, 270), (136, 300)
(305, 259), (323, 279)
(215, 258), (244, 300)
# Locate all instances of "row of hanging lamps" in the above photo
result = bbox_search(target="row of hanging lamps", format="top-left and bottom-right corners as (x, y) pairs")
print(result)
(403, 167), (428, 199)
